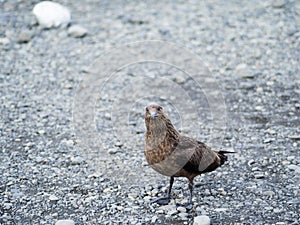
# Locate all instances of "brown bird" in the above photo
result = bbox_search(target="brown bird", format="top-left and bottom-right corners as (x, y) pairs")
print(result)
(144, 103), (234, 210)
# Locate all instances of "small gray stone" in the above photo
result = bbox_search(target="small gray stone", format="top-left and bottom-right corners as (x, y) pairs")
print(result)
(288, 135), (300, 140)
(174, 74), (187, 84)
(254, 173), (265, 179)
(68, 25), (88, 38)
(178, 212), (189, 220)
(3, 203), (13, 210)
(0, 37), (10, 45)
(235, 63), (247, 71)
(38, 129), (45, 135)
(248, 159), (256, 166)
(177, 206), (187, 213)
(263, 191), (275, 196)
(108, 148), (119, 154)
(193, 215), (211, 225)
(215, 208), (228, 212)
(167, 209), (178, 215)
(49, 195), (59, 201)
(287, 164), (300, 173)
(273, 208), (282, 213)
(65, 139), (74, 146)
(70, 156), (84, 165)
(151, 215), (158, 223)
(114, 141), (123, 147)
(17, 30), (33, 43)
(55, 220), (75, 225)
(272, 0), (286, 8)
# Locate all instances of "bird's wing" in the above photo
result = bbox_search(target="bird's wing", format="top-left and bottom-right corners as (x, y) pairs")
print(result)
(177, 136), (221, 174)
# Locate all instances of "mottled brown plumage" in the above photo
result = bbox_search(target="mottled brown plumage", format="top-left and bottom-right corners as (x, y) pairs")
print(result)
(144, 103), (233, 209)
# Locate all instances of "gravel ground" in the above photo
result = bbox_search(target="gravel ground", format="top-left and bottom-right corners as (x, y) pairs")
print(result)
(0, 0), (299, 224)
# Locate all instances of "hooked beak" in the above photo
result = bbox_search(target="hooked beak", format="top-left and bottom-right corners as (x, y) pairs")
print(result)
(149, 111), (157, 118)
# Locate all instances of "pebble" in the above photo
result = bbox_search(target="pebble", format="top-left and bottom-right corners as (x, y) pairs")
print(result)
(272, 0), (286, 8)
(108, 148), (119, 154)
(0, 37), (10, 45)
(17, 30), (33, 43)
(38, 130), (45, 135)
(70, 156), (84, 165)
(68, 25), (88, 38)
(273, 208), (282, 213)
(151, 215), (158, 223)
(55, 220), (75, 225)
(178, 212), (189, 220)
(281, 160), (290, 165)
(248, 159), (256, 166)
(288, 135), (300, 140)
(236, 63), (247, 71)
(33, 1), (71, 28)
(215, 208), (228, 212)
(287, 164), (300, 173)
(256, 87), (263, 92)
(87, 173), (101, 178)
(263, 138), (275, 143)
(254, 173), (265, 179)
(143, 196), (151, 202)
(167, 209), (178, 216)
(65, 139), (74, 146)
(177, 206), (187, 213)
(49, 195), (59, 201)
(114, 141), (123, 147)
(174, 74), (187, 84)
(3, 203), (13, 210)
(193, 215), (211, 225)
(287, 156), (295, 161)
(263, 191), (275, 196)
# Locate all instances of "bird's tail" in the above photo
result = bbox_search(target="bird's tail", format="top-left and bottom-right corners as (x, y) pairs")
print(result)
(217, 150), (235, 165)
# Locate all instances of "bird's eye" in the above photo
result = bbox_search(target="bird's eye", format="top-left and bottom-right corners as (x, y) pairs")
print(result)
(157, 106), (162, 111)
(146, 108), (149, 112)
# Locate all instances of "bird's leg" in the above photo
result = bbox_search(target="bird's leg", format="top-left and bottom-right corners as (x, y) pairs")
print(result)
(150, 177), (174, 205)
(176, 179), (194, 211)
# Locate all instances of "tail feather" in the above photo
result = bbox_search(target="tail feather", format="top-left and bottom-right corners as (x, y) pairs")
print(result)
(216, 150), (235, 165)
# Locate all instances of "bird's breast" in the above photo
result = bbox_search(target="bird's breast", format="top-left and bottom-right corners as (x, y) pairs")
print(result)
(144, 143), (173, 165)
(144, 140), (187, 177)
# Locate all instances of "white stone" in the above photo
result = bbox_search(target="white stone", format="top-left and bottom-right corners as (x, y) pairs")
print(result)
(33, 1), (71, 28)
(151, 215), (158, 223)
(55, 220), (75, 225)
(0, 37), (10, 45)
(49, 195), (59, 201)
(193, 215), (211, 225)
(174, 74), (186, 84)
(177, 206), (187, 213)
(287, 164), (300, 173)
(65, 139), (74, 146)
(68, 25), (88, 38)
(235, 63), (247, 71)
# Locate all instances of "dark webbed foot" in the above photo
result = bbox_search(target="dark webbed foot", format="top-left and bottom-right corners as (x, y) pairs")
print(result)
(176, 202), (193, 211)
(175, 180), (194, 211)
(150, 196), (171, 205)
(151, 177), (174, 205)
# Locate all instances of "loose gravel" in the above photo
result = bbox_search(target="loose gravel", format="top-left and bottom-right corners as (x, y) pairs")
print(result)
(0, 0), (299, 225)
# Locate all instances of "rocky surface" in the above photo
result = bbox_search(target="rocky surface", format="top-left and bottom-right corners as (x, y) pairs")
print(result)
(0, 0), (299, 225)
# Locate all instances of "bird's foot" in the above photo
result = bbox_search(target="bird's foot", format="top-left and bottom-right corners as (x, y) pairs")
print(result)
(176, 202), (193, 211)
(150, 196), (170, 205)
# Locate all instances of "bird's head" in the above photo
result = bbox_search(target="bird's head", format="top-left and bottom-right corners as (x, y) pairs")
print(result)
(145, 103), (165, 120)
(144, 103), (180, 143)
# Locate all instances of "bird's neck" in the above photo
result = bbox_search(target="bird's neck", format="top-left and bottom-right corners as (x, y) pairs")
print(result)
(145, 117), (180, 142)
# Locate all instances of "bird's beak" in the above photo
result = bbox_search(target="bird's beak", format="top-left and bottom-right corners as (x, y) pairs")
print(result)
(150, 111), (157, 118)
